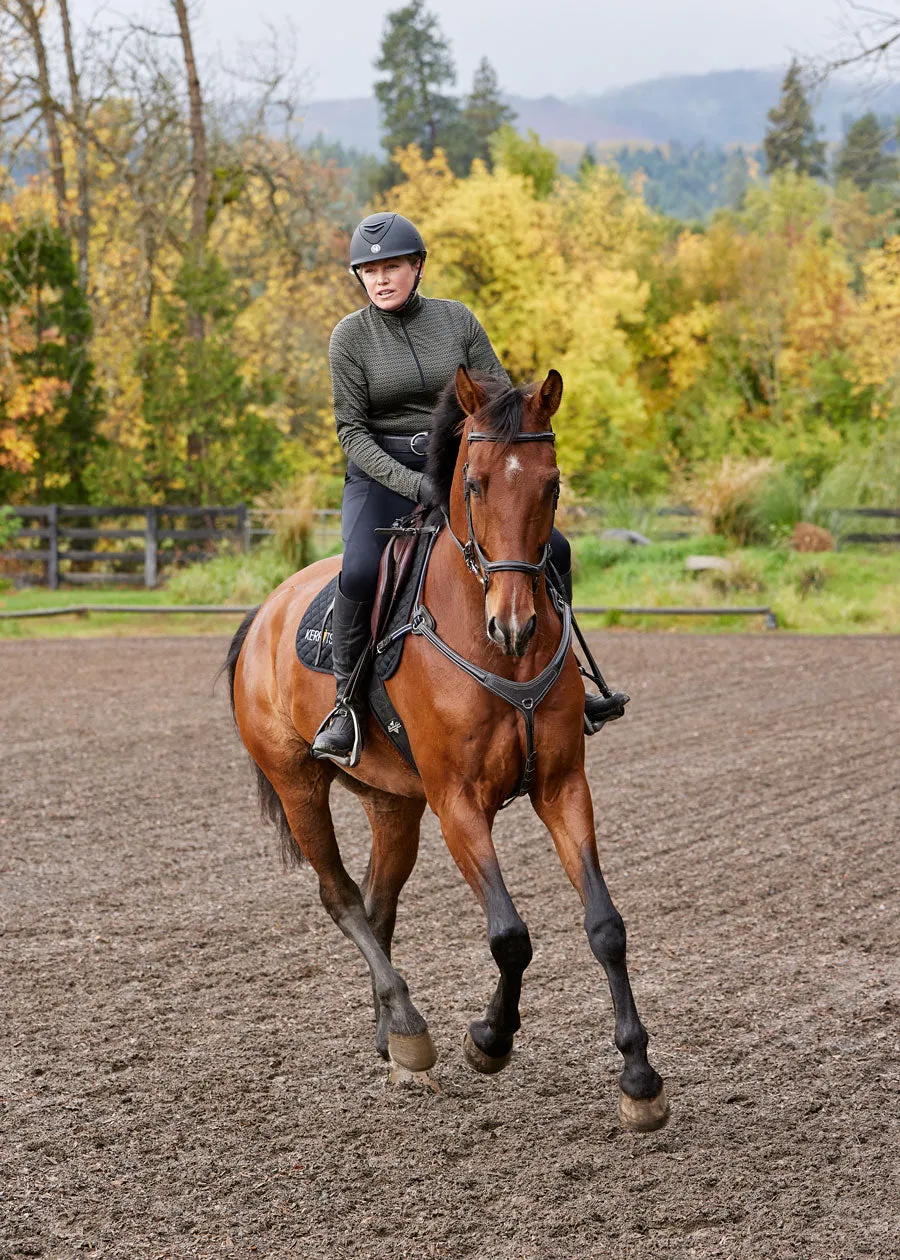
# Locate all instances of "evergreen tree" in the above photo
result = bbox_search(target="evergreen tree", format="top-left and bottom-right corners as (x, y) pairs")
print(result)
(764, 60), (826, 178)
(578, 145), (597, 182)
(724, 148), (751, 208)
(0, 223), (101, 502)
(139, 255), (282, 503)
(461, 58), (516, 168)
(374, 1), (460, 162)
(834, 112), (899, 189)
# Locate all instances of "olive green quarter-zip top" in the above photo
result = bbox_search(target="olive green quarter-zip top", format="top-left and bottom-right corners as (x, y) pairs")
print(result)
(329, 293), (509, 502)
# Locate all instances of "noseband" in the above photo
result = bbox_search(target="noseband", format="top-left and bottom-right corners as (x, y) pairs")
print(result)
(444, 428), (559, 593)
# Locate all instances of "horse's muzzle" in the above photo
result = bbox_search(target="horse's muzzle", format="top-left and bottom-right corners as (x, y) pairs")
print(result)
(487, 613), (537, 657)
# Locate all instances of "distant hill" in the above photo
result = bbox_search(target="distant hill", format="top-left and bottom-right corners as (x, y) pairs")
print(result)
(296, 69), (900, 156)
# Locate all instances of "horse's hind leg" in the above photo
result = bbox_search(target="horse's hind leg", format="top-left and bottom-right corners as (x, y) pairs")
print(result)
(350, 787), (426, 1060)
(265, 755), (436, 1074)
(434, 786), (532, 1073)
(534, 769), (668, 1132)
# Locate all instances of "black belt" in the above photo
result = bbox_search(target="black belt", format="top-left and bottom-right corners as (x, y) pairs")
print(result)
(376, 431), (430, 457)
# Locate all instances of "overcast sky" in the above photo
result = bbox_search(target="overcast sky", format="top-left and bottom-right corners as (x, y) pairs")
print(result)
(73, 0), (853, 100)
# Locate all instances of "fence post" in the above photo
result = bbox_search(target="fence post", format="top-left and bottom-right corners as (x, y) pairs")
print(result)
(236, 503), (249, 552)
(46, 504), (59, 590)
(144, 506), (158, 588)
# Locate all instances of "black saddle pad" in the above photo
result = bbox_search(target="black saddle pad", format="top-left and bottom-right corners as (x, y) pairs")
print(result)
(294, 533), (433, 771)
(295, 532), (430, 682)
(296, 575), (338, 674)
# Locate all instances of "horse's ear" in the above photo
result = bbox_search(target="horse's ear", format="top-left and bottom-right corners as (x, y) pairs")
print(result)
(455, 365), (487, 417)
(537, 369), (563, 419)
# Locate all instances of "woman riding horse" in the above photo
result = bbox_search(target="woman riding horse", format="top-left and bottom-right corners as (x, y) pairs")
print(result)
(311, 212), (618, 763)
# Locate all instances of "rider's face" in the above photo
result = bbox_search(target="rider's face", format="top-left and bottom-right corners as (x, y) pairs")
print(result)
(358, 256), (422, 311)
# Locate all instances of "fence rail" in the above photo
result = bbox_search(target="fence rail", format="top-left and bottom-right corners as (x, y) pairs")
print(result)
(3, 500), (899, 589)
(0, 602), (778, 627)
(1, 505), (247, 589)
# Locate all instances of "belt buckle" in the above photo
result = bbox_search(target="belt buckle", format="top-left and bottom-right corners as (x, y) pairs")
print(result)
(409, 431), (429, 457)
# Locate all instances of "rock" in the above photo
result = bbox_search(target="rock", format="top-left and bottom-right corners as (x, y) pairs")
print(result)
(600, 528), (651, 546)
(792, 523), (835, 553)
(685, 554), (732, 573)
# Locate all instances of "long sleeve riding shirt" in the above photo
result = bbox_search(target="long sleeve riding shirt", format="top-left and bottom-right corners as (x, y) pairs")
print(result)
(329, 293), (510, 503)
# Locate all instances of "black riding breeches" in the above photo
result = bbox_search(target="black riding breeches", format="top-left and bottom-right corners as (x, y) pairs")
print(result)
(339, 460), (572, 604)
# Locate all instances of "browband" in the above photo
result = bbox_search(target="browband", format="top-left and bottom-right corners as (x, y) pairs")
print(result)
(468, 431), (555, 444)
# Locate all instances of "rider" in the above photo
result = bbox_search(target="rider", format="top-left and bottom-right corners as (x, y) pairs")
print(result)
(311, 211), (610, 764)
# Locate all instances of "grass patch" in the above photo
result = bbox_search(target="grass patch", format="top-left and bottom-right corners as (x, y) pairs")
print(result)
(2, 534), (898, 638)
(572, 535), (900, 634)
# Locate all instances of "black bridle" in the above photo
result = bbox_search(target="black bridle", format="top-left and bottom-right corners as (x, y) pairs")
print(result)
(443, 428), (559, 593)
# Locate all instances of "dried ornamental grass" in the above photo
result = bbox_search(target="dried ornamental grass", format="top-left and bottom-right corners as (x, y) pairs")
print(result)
(683, 457), (774, 545)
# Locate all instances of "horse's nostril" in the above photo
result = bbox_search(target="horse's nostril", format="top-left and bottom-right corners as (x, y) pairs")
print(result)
(487, 616), (500, 642)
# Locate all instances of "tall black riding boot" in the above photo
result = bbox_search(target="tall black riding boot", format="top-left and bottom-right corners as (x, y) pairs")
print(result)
(310, 587), (373, 765)
(549, 565), (629, 734)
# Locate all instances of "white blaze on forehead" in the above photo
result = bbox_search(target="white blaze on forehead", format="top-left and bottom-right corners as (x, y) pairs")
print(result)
(505, 454), (523, 480)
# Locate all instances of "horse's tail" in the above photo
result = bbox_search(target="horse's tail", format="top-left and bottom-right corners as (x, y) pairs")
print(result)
(224, 606), (259, 717)
(223, 607), (305, 868)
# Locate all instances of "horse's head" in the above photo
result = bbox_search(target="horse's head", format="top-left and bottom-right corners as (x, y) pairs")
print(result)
(449, 365), (563, 658)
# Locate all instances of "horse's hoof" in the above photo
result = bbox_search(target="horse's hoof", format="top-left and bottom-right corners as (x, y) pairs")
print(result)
(388, 1030), (437, 1073)
(463, 1031), (512, 1075)
(618, 1085), (670, 1133)
(388, 1064), (441, 1092)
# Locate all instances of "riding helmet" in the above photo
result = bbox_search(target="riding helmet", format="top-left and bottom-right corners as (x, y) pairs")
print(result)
(349, 212), (426, 271)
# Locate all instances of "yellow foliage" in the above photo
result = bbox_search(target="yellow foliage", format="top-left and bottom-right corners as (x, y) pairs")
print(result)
(848, 237), (900, 403)
(387, 147), (651, 485)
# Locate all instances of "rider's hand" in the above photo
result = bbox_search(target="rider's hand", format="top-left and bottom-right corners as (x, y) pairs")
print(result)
(417, 473), (439, 509)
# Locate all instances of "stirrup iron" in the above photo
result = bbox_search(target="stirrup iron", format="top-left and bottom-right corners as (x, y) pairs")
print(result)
(311, 699), (363, 768)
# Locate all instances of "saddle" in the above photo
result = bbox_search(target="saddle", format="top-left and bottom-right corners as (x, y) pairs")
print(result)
(295, 524), (433, 769)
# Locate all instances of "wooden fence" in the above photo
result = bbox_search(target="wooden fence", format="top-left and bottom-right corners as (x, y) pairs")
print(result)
(2, 501), (898, 589)
(1, 505), (248, 589)
(836, 507), (900, 545)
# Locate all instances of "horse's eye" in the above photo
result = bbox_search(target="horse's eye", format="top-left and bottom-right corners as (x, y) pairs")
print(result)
(467, 478), (482, 498)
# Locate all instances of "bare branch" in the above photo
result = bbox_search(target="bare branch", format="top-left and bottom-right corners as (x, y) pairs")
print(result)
(811, 0), (900, 83)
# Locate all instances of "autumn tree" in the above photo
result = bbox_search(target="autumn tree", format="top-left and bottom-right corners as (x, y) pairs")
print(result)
(764, 60), (826, 178)
(489, 126), (558, 198)
(0, 1), (69, 228)
(834, 112), (899, 190)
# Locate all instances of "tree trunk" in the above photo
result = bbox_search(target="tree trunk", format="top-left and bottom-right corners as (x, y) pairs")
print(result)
(16, 1), (68, 230)
(172, 0), (209, 271)
(171, 0), (209, 466)
(58, 0), (90, 293)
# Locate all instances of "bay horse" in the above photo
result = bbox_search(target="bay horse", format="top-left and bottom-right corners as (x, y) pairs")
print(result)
(226, 366), (668, 1131)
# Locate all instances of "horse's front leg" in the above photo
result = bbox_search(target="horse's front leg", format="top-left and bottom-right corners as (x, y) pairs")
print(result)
(534, 769), (669, 1131)
(434, 785), (532, 1073)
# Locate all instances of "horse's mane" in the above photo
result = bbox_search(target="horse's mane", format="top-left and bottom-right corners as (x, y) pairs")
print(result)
(425, 372), (529, 511)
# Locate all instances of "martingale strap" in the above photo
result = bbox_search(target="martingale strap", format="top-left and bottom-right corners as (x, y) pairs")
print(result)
(377, 420), (572, 808)
(410, 585), (572, 809)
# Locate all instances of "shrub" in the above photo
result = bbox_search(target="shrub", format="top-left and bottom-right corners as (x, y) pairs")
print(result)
(254, 475), (318, 571)
(165, 540), (292, 605)
(817, 416), (900, 510)
(681, 457), (774, 545)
